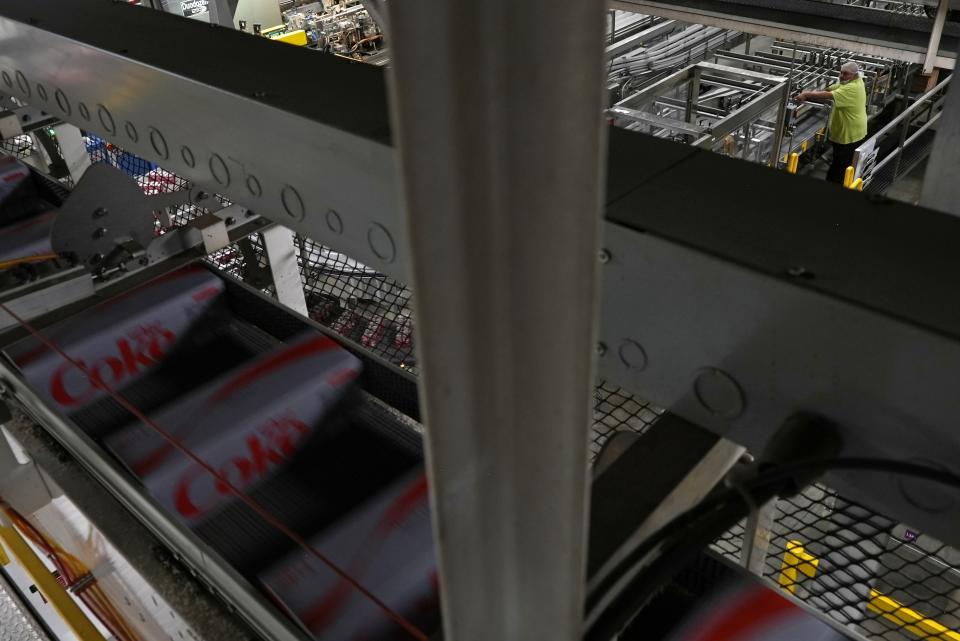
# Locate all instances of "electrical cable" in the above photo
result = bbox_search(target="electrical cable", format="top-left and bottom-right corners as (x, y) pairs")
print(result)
(1, 502), (139, 641)
(0, 253), (58, 271)
(0, 301), (430, 641)
(584, 458), (960, 641)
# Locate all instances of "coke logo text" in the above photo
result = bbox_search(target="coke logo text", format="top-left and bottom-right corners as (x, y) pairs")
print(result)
(50, 325), (176, 407)
(173, 416), (309, 519)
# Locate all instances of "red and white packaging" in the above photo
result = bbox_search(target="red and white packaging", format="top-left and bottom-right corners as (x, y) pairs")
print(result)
(360, 313), (389, 350)
(393, 315), (413, 350)
(105, 332), (362, 525)
(332, 309), (362, 338)
(0, 156), (30, 207)
(259, 471), (438, 641)
(10, 266), (225, 413)
(0, 211), (54, 262)
(136, 167), (180, 196)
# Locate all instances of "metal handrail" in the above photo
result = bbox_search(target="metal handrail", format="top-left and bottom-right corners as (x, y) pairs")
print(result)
(869, 110), (943, 177)
(865, 75), (950, 143)
(853, 75), (950, 185)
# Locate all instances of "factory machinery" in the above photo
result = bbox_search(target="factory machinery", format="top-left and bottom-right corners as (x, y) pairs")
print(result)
(609, 62), (790, 164)
(1, 3), (960, 641)
(271, 0), (944, 188)
(607, 24), (955, 190)
(274, 0), (386, 63)
(0, 149), (437, 641)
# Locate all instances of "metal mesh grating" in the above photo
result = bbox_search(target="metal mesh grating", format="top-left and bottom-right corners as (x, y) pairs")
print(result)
(297, 235), (415, 370)
(0, 135), (35, 161)
(591, 382), (662, 459)
(710, 483), (960, 641)
(710, 519), (746, 560)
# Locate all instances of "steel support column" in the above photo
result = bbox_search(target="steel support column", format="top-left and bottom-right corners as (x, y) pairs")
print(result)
(740, 499), (777, 575)
(921, 42), (960, 216)
(924, 0), (949, 74)
(261, 226), (308, 316)
(386, 1), (608, 639)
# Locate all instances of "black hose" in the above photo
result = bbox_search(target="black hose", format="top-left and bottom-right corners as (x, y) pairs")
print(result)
(584, 458), (960, 641)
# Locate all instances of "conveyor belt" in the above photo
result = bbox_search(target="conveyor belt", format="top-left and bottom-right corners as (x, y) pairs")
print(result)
(1, 264), (435, 641)
(68, 314), (276, 438)
(195, 404), (422, 577)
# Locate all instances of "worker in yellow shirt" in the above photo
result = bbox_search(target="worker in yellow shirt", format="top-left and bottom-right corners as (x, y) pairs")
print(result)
(796, 61), (869, 184)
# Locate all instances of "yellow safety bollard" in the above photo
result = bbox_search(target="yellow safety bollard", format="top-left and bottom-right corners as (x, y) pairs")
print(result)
(778, 540), (819, 594)
(843, 166), (855, 188)
(787, 153), (800, 174)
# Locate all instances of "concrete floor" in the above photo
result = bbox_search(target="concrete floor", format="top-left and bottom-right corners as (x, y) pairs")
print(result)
(883, 158), (928, 205)
(802, 151), (929, 205)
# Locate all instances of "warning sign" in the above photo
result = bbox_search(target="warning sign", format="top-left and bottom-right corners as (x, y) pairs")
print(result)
(181, 0), (209, 17)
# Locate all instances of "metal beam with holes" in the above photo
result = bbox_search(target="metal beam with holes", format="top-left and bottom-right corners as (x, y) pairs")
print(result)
(601, 130), (960, 550)
(0, 0), (403, 282)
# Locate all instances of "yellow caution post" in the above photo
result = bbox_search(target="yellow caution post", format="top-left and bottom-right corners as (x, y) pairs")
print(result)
(0, 524), (106, 641)
(868, 589), (960, 641)
(273, 30), (308, 46)
(778, 540), (819, 594)
(787, 152), (800, 174)
(843, 166), (855, 188)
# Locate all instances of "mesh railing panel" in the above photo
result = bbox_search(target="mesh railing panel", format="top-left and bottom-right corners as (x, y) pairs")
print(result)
(0, 135), (35, 160)
(592, 382), (662, 459)
(711, 483), (960, 641)
(711, 519), (746, 560)
(297, 236), (415, 370)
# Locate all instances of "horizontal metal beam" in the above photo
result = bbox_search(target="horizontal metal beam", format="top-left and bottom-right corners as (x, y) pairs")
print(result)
(606, 18), (679, 57)
(614, 65), (696, 108)
(0, 0), (406, 283)
(608, 106), (708, 135)
(694, 81), (785, 144)
(610, 0), (957, 69)
(600, 130), (960, 550)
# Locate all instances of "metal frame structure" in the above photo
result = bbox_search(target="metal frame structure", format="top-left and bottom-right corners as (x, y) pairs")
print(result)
(713, 43), (901, 112)
(609, 0), (959, 69)
(2, 2), (960, 640)
(611, 61), (789, 164)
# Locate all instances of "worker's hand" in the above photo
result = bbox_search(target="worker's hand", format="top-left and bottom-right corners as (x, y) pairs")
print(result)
(795, 92), (807, 103)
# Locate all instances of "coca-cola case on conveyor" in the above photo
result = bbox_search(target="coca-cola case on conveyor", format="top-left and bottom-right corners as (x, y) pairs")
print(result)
(0, 210), (54, 262)
(0, 156), (55, 225)
(9, 266), (227, 422)
(105, 332), (362, 526)
(259, 470), (439, 641)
